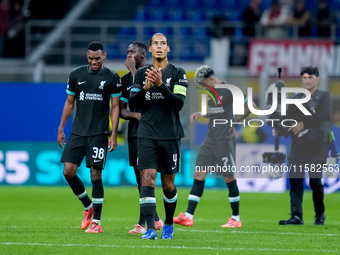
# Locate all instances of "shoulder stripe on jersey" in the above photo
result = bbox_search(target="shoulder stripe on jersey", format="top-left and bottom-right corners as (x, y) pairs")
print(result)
(131, 88), (141, 93)
(111, 92), (121, 97)
(66, 89), (75, 96)
(173, 85), (187, 96)
(120, 97), (128, 103)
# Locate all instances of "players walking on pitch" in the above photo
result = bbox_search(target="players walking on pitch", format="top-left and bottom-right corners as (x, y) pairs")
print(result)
(119, 42), (163, 234)
(57, 41), (121, 233)
(129, 33), (188, 239)
(174, 65), (251, 228)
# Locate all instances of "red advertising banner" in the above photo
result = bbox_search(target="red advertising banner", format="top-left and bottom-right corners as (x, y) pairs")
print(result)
(247, 39), (340, 77)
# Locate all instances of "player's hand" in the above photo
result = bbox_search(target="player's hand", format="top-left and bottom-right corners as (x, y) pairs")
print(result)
(134, 112), (141, 121)
(125, 55), (135, 71)
(146, 67), (163, 87)
(288, 122), (304, 135)
(108, 135), (117, 152)
(57, 128), (66, 148)
(143, 78), (154, 91)
(272, 128), (277, 137)
(190, 112), (201, 124)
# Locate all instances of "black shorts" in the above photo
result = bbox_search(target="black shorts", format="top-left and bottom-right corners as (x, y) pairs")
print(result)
(195, 139), (236, 177)
(61, 134), (108, 169)
(128, 136), (138, 167)
(137, 137), (180, 174)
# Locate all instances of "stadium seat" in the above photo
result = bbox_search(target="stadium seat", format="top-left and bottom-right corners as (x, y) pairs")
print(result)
(182, 0), (199, 8)
(304, 0), (320, 11)
(219, 0), (237, 8)
(205, 9), (217, 21)
(201, 0), (218, 8)
(143, 27), (156, 37)
(179, 27), (192, 38)
(185, 9), (204, 21)
(148, 8), (165, 21)
(106, 43), (126, 59)
(223, 10), (241, 22)
(167, 9), (184, 21)
(192, 27), (210, 38)
(180, 44), (206, 61)
(135, 7), (146, 21)
(119, 27), (137, 37)
(158, 27), (174, 38)
(148, 0), (180, 7)
(148, 0), (162, 7)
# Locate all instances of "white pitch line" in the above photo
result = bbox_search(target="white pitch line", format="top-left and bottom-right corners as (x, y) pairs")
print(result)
(10, 225), (339, 237)
(177, 228), (340, 236)
(0, 242), (338, 253)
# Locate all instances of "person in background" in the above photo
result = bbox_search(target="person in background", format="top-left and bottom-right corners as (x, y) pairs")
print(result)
(278, 66), (332, 225)
(119, 41), (163, 235)
(315, 0), (337, 37)
(242, 0), (262, 37)
(174, 65), (252, 228)
(287, 0), (312, 37)
(260, 0), (290, 39)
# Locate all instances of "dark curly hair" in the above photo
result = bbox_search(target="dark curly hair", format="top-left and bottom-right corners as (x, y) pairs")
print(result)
(300, 66), (319, 77)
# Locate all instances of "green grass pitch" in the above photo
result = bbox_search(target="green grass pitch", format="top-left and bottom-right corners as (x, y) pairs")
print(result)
(1, 186), (339, 255)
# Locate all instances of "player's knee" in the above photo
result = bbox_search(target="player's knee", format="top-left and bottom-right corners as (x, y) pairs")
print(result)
(63, 163), (77, 180)
(224, 176), (236, 183)
(193, 171), (206, 181)
(90, 167), (102, 181)
(144, 178), (156, 187)
(142, 174), (156, 186)
(63, 168), (75, 180)
(162, 180), (175, 192)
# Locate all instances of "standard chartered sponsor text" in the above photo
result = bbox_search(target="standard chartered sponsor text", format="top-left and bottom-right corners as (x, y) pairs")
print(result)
(85, 93), (103, 101)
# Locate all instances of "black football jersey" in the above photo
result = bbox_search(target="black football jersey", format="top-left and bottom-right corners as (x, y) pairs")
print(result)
(130, 63), (188, 140)
(205, 87), (234, 143)
(120, 71), (140, 138)
(66, 65), (121, 136)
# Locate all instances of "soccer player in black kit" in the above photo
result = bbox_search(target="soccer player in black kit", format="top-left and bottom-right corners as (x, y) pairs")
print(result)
(120, 42), (163, 234)
(174, 65), (250, 228)
(57, 41), (121, 233)
(129, 33), (188, 240)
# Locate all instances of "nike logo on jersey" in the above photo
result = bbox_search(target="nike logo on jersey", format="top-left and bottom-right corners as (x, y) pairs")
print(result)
(94, 159), (101, 163)
(127, 86), (133, 90)
(78, 81), (86, 85)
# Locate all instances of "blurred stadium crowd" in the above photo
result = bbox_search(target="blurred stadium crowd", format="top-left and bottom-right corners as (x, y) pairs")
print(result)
(0, 0), (339, 63)
(0, 0), (77, 58)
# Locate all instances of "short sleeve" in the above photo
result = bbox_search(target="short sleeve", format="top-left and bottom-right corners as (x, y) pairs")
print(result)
(66, 70), (77, 96)
(120, 74), (130, 103)
(111, 74), (121, 98)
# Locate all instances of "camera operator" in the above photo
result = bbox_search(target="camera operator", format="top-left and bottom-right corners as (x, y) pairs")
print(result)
(277, 66), (332, 225)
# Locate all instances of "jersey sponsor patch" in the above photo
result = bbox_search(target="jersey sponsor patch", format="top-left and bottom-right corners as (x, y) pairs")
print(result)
(173, 85), (187, 96)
